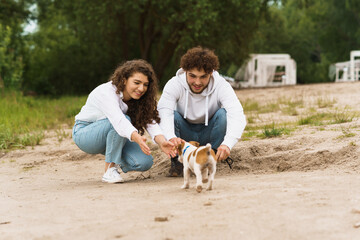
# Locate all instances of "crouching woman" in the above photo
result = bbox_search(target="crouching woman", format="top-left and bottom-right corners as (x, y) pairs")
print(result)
(72, 60), (176, 183)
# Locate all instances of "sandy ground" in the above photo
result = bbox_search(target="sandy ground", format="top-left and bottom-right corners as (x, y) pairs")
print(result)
(1, 82), (360, 240)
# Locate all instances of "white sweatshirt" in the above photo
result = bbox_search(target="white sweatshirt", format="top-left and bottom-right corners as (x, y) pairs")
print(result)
(157, 68), (246, 149)
(75, 81), (163, 141)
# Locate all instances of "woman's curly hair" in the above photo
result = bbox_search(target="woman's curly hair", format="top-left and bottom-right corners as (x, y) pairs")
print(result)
(180, 46), (219, 74)
(110, 59), (160, 135)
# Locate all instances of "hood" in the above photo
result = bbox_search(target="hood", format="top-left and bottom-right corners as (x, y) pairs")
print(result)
(175, 68), (222, 126)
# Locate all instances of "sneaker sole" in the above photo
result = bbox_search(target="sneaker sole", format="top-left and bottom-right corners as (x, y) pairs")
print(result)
(102, 178), (124, 183)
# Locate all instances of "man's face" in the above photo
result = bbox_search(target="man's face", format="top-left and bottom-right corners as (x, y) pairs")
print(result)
(186, 68), (211, 94)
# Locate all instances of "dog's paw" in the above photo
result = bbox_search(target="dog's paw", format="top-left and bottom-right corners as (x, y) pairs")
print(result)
(196, 185), (203, 193)
(181, 184), (189, 189)
(202, 178), (208, 183)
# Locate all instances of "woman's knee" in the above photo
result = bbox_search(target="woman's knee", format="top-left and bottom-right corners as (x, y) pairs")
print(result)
(138, 157), (153, 171)
(122, 154), (153, 172)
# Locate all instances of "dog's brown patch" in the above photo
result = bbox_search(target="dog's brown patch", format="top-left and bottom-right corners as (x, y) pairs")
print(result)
(196, 147), (209, 165)
(189, 141), (200, 147)
(177, 142), (185, 156)
(192, 149), (197, 157)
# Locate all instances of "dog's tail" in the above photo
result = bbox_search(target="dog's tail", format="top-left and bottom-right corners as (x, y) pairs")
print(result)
(206, 143), (212, 155)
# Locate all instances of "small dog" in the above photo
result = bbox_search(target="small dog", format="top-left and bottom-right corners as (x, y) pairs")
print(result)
(177, 141), (219, 193)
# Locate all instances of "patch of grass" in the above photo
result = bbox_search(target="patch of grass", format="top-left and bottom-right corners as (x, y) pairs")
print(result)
(242, 131), (258, 140)
(55, 129), (70, 142)
(243, 100), (260, 112)
(246, 115), (257, 124)
(0, 90), (86, 150)
(297, 112), (332, 126)
(259, 124), (292, 138)
(259, 103), (280, 113)
(349, 142), (356, 146)
(332, 108), (357, 124)
(278, 97), (303, 116)
(317, 97), (337, 108)
(282, 106), (299, 116)
(336, 127), (356, 139)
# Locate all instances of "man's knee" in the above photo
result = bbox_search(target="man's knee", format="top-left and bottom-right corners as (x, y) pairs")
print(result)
(174, 111), (183, 122)
(213, 108), (227, 125)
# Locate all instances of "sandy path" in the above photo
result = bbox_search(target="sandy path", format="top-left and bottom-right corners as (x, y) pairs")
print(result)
(1, 81), (360, 239)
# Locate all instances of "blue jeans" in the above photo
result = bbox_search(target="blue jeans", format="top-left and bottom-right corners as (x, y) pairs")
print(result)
(72, 118), (153, 173)
(174, 108), (226, 149)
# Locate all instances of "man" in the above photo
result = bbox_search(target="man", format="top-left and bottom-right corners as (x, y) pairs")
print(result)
(158, 46), (246, 176)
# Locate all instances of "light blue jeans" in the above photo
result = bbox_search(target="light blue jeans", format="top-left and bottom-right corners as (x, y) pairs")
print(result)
(174, 108), (227, 149)
(72, 118), (153, 173)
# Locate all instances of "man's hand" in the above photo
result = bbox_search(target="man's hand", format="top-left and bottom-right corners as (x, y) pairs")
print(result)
(216, 145), (230, 161)
(131, 131), (151, 155)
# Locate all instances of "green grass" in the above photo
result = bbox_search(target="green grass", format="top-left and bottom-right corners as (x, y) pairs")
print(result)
(258, 124), (293, 138)
(297, 108), (358, 126)
(332, 108), (357, 124)
(243, 100), (260, 112)
(298, 112), (332, 126)
(336, 127), (356, 139)
(0, 90), (86, 150)
(317, 97), (337, 108)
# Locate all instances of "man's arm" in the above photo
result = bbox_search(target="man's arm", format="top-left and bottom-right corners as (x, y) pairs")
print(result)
(218, 82), (247, 152)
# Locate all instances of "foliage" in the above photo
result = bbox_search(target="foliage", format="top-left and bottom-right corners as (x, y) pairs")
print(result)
(0, 0), (32, 89)
(22, 0), (269, 95)
(250, 0), (360, 83)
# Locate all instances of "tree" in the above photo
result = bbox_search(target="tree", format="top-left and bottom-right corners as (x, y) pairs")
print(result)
(250, 0), (360, 83)
(0, 0), (32, 89)
(23, 0), (270, 95)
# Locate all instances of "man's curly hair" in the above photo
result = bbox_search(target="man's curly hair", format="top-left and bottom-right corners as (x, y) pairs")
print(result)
(180, 46), (219, 74)
(110, 59), (160, 135)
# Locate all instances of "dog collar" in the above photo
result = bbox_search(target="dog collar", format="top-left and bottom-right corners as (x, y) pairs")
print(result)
(183, 146), (190, 155)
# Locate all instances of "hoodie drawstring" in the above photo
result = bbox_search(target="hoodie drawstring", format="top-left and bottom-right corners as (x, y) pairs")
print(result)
(205, 95), (209, 126)
(184, 89), (189, 120)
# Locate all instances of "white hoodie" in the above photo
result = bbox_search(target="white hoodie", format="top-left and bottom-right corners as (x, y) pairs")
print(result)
(157, 68), (246, 149)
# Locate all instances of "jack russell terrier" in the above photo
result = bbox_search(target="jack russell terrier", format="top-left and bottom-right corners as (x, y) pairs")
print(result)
(177, 141), (219, 193)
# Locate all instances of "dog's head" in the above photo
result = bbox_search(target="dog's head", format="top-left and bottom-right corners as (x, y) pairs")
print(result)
(176, 141), (200, 156)
(176, 142), (185, 156)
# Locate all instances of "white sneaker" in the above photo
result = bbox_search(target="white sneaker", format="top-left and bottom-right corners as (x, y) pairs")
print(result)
(102, 167), (124, 183)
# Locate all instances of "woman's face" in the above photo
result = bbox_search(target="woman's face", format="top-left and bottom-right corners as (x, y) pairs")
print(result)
(123, 72), (149, 101)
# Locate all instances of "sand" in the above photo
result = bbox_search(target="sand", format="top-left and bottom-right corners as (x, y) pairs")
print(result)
(1, 81), (360, 240)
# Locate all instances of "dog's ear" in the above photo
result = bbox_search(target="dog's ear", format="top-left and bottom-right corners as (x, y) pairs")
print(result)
(177, 142), (185, 155)
(189, 141), (200, 147)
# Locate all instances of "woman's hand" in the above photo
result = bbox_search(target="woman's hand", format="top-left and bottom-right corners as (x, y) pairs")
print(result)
(131, 131), (151, 155)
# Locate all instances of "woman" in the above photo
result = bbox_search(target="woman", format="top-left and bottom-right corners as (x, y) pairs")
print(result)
(72, 60), (176, 183)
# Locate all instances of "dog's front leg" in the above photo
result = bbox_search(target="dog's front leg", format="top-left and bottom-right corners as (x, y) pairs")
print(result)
(181, 166), (190, 189)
